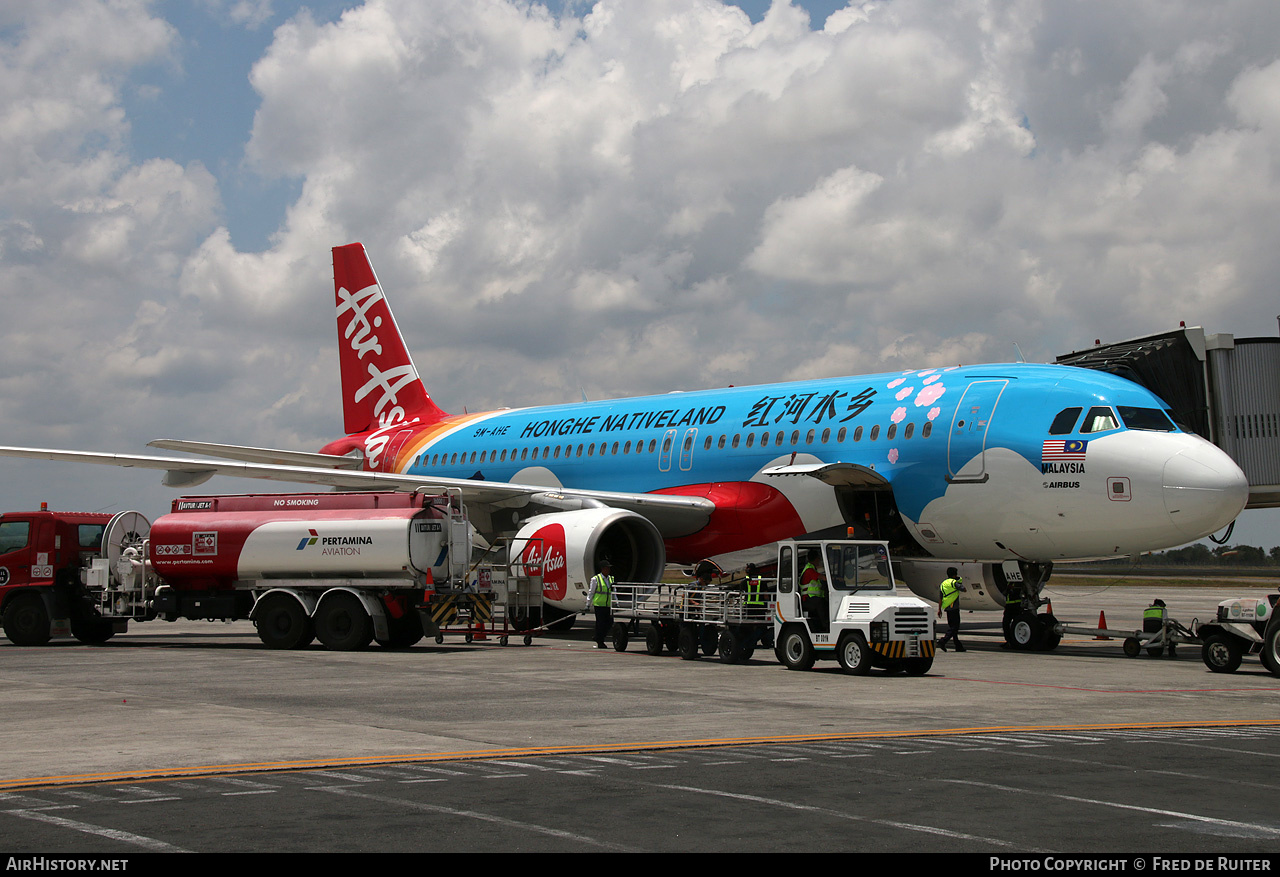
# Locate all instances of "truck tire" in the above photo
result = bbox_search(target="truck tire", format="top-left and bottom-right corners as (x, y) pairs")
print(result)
(904, 655), (934, 676)
(255, 594), (315, 650)
(678, 624), (700, 661)
(376, 612), (423, 650)
(836, 632), (872, 676)
(1262, 627), (1280, 678)
(3, 593), (52, 646)
(1123, 637), (1141, 658)
(70, 614), (116, 645)
(778, 627), (815, 671)
(1201, 633), (1242, 674)
(314, 593), (374, 651)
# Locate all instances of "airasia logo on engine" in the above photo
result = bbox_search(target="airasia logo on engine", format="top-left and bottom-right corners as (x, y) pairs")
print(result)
(521, 523), (568, 601)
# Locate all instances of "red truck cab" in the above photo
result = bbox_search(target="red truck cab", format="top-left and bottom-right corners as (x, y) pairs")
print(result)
(0, 510), (115, 645)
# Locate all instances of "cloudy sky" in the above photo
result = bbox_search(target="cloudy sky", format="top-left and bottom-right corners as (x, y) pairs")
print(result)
(1, 0), (1277, 546)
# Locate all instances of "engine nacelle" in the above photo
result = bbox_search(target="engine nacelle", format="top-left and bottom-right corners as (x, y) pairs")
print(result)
(896, 559), (1017, 611)
(513, 508), (666, 610)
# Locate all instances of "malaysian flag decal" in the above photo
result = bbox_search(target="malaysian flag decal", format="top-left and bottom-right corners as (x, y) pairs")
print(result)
(1042, 439), (1087, 462)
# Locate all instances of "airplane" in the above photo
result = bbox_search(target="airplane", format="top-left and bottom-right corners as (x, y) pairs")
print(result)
(0, 243), (1250, 643)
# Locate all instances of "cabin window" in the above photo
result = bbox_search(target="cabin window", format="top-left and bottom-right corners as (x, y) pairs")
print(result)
(717, 435), (726, 449)
(623, 441), (631, 454)
(853, 426), (863, 442)
(704, 436), (713, 450)
(790, 430), (800, 445)
(577, 444), (584, 457)
(821, 428), (830, 443)
(587, 444), (594, 456)
(744, 433), (753, 448)
(922, 422), (932, 438)
(775, 431), (784, 446)
(553, 446), (561, 459)
(648, 439), (657, 453)
(732, 434), (741, 448)
(1049, 407), (1082, 435)
(869, 425), (880, 441)
(1081, 406), (1119, 433)
(904, 422), (914, 439)
(837, 427), (846, 442)
(887, 424), (897, 440)
(521, 448), (528, 461)
(611, 442), (619, 454)
(805, 429), (815, 444)
(661, 437), (672, 454)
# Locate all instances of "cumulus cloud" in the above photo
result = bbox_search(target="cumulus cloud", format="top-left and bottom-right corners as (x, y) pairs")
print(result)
(3, 0), (1280, 529)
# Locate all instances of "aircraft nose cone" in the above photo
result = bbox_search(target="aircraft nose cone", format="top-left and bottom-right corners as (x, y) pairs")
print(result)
(1162, 443), (1249, 541)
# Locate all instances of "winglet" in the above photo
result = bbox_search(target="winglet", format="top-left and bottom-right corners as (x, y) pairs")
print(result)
(332, 243), (447, 434)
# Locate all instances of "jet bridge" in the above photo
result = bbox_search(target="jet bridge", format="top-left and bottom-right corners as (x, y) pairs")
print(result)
(1057, 326), (1280, 509)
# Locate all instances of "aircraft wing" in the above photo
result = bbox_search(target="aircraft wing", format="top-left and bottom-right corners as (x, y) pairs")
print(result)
(0, 445), (714, 537)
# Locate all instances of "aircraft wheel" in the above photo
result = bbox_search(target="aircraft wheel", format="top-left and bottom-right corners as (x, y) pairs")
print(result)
(3, 593), (52, 646)
(1201, 634), (1242, 674)
(1037, 613), (1061, 651)
(779, 627), (815, 671)
(255, 594), (315, 650)
(836, 632), (872, 675)
(314, 593), (374, 651)
(644, 623), (664, 656)
(611, 622), (629, 652)
(1122, 637), (1141, 658)
(1010, 612), (1041, 651)
(678, 624), (701, 661)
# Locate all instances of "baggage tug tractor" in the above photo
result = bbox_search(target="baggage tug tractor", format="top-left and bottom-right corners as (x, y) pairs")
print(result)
(773, 539), (935, 675)
(1, 491), (473, 650)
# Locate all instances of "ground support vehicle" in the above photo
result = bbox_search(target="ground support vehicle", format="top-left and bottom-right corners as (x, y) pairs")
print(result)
(773, 539), (935, 675)
(1196, 592), (1280, 676)
(1051, 613), (1199, 658)
(1, 491), (485, 651)
(419, 548), (546, 647)
(609, 581), (774, 663)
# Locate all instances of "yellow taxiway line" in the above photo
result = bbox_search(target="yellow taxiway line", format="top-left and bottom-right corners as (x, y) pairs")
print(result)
(4, 718), (1279, 792)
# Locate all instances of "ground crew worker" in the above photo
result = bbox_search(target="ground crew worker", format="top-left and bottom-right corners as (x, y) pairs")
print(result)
(588, 559), (614, 649)
(937, 567), (967, 652)
(801, 550), (827, 631)
(1143, 599), (1168, 634)
(1002, 580), (1025, 648)
(743, 563), (767, 609)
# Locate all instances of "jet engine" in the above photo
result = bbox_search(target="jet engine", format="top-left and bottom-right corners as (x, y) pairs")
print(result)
(512, 508), (666, 607)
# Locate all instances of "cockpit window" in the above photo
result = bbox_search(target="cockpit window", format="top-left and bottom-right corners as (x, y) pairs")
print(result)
(1080, 406), (1120, 433)
(1049, 407), (1082, 435)
(1117, 406), (1177, 432)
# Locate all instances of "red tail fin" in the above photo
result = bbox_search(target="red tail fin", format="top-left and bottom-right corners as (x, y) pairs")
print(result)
(332, 243), (446, 434)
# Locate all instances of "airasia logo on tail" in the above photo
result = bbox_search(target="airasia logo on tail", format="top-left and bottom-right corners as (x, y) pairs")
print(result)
(521, 523), (568, 602)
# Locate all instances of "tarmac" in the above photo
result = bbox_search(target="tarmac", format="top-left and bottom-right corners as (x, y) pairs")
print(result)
(3, 581), (1278, 790)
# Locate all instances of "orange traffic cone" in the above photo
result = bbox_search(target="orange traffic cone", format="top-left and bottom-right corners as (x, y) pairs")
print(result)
(1095, 611), (1109, 640)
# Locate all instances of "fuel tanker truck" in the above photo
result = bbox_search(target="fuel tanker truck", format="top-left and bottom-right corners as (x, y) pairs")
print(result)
(0, 491), (477, 651)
